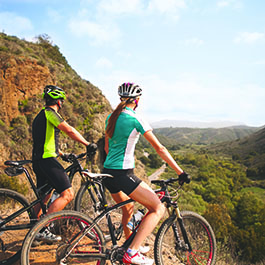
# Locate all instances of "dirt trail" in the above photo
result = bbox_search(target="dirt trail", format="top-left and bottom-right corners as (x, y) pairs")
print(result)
(148, 164), (166, 182)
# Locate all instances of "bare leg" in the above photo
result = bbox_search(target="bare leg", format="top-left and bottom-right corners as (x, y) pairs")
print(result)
(47, 187), (74, 214)
(111, 191), (134, 239)
(128, 181), (165, 250)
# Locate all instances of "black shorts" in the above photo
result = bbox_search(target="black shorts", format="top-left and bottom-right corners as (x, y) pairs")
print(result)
(33, 157), (71, 194)
(102, 168), (142, 196)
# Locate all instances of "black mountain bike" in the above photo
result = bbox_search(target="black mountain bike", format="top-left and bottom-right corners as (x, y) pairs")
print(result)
(21, 172), (217, 265)
(0, 146), (96, 265)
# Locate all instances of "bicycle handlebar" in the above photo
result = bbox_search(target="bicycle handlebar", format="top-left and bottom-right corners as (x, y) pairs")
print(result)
(61, 143), (97, 163)
(151, 175), (191, 187)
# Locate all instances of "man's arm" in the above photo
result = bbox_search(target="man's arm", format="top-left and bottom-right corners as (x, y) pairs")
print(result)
(58, 121), (89, 146)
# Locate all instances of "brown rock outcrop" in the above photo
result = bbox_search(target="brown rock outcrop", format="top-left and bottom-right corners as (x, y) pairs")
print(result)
(0, 55), (54, 125)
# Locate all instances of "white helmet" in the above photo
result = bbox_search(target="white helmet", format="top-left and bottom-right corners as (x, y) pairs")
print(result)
(118, 83), (142, 98)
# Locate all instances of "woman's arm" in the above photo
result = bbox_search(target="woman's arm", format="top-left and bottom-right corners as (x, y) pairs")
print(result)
(143, 130), (183, 175)
(104, 134), (109, 154)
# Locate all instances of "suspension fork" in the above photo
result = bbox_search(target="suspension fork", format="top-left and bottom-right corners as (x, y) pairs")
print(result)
(172, 207), (192, 252)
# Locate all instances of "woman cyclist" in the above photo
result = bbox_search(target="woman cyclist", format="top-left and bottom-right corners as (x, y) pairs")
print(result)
(103, 82), (189, 265)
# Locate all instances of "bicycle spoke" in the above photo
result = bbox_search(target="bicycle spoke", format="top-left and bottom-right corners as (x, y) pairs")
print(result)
(0, 189), (32, 265)
(21, 211), (106, 265)
(154, 211), (216, 265)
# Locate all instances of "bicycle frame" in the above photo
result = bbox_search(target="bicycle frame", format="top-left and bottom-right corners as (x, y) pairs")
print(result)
(1, 153), (87, 233)
(59, 177), (193, 262)
(0, 167), (51, 232)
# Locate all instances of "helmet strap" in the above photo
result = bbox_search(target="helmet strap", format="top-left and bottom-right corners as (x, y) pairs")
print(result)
(133, 98), (138, 110)
(57, 100), (62, 110)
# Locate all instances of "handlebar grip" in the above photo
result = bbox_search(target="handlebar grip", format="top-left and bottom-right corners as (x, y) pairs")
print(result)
(87, 143), (97, 156)
(179, 172), (191, 184)
(151, 180), (162, 185)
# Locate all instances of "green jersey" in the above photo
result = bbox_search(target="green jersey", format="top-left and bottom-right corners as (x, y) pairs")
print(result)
(32, 107), (64, 160)
(104, 107), (152, 169)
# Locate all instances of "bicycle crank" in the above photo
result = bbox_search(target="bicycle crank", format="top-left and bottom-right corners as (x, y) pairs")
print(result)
(109, 245), (125, 264)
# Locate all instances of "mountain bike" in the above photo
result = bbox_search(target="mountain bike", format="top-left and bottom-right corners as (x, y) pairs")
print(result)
(0, 146), (96, 265)
(21, 172), (217, 265)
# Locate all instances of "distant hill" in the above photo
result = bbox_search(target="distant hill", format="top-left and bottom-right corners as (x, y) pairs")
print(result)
(153, 126), (259, 145)
(206, 127), (265, 181)
(151, 119), (246, 129)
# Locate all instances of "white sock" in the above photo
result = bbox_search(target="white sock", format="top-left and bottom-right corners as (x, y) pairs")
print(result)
(127, 248), (137, 257)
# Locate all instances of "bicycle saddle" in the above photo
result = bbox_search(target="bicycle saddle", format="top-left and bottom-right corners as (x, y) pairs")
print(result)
(82, 170), (113, 180)
(4, 160), (32, 166)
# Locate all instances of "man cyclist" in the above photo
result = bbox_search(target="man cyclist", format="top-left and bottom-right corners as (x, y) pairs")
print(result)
(32, 85), (92, 241)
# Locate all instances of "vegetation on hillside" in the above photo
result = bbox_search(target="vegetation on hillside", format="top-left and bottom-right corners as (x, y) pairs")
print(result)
(137, 130), (265, 264)
(205, 127), (265, 182)
(0, 33), (112, 191)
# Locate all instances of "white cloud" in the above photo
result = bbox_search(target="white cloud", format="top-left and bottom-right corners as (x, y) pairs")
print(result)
(217, 1), (230, 8)
(147, 0), (187, 20)
(88, 69), (265, 126)
(217, 0), (243, 9)
(47, 8), (63, 23)
(98, 0), (144, 15)
(0, 12), (33, 35)
(95, 57), (113, 68)
(234, 32), (265, 44)
(184, 37), (204, 46)
(68, 19), (121, 46)
(148, 0), (186, 12)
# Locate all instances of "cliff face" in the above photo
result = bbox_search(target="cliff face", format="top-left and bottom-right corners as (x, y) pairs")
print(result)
(0, 33), (112, 169)
(0, 33), (147, 184)
(0, 55), (53, 125)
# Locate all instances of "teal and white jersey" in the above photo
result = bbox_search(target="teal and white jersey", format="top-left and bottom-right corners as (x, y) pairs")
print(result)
(104, 107), (152, 169)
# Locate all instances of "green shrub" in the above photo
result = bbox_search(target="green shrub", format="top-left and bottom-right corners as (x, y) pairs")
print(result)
(0, 46), (9, 52)
(0, 173), (28, 195)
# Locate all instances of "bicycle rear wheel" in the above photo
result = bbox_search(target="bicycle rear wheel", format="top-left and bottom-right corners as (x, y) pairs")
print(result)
(75, 181), (101, 218)
(0, 188), (35, 265)
(21, 210), (106, 265)
(154, 211), (217, 265)
(75, 181), (122, 239)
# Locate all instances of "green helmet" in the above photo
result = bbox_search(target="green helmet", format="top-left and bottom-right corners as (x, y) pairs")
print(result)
(42, 85), (66, 100)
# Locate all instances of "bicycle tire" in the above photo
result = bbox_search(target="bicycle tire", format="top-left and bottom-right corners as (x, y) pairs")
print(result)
(75, 182), (113, 237)
(154, 210), (217, 265)
(21, 210), (106, 265)
(75, 181), (101, 218)
(0, 188), (36, 265)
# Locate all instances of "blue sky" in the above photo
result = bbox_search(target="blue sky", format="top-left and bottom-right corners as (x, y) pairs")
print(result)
(1, 0), (265, 127)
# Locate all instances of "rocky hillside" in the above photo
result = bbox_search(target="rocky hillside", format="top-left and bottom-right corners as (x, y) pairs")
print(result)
(0, 33), (113, 170)
(0, 33), (148, 189)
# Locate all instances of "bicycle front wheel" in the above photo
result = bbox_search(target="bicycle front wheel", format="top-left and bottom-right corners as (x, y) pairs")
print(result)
(154, 211), (217, 265)
(21, 210), (106, 265)
(0, 188), (35, 265)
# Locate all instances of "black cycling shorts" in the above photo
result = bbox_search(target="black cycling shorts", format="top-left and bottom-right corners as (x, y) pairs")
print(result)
(102, 168), (142, 196)
(33, 157), (71, 194)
